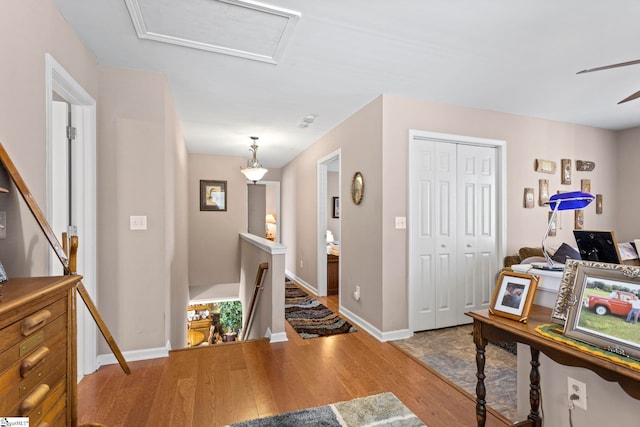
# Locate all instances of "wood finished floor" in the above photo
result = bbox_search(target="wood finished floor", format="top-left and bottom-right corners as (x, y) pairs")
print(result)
(78, 290), (510, 427)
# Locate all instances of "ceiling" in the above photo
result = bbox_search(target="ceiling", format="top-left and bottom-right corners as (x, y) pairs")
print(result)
(52, 0), (640, 168)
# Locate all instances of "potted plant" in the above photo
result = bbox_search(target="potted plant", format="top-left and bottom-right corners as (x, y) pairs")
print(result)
(218, 300), (242, 342)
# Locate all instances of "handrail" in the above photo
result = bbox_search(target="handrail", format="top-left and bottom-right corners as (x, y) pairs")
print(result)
(241, 262), (269, 340)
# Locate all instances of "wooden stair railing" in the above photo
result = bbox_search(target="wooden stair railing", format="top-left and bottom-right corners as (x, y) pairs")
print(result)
(241, 262), (269, 341)
(0, 143), (130, 375)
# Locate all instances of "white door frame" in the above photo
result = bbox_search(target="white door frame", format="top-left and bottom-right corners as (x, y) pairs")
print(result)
(316, 149), (341, 296)
(45, 53), (98, 380)
(407, 130), (506, 332)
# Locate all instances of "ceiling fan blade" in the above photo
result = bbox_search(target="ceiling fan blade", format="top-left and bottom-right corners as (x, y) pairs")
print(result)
(577, 59), (640, 74)
(618, 89), (640, 104)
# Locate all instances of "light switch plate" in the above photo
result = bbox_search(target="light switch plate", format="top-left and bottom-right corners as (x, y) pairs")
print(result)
(395, 216), (406, 229)
(130, 215), (147, 230)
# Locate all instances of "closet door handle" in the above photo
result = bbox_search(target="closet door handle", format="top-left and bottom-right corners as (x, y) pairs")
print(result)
(467, 244), (472, 248)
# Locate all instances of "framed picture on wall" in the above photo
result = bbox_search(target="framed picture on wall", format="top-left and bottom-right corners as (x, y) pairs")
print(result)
(332, 197), (340, 218)
(200, 180), (227, 211)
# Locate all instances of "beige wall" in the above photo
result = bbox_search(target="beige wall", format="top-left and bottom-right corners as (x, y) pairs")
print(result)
(615, 126), (640, 241)
(188, 154), (249, 286)
(97, 66), (188, 352)
(0, 0), (99, 276)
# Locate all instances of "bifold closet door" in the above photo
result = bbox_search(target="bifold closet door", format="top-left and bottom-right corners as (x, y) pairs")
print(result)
(410, 140), (497, 331)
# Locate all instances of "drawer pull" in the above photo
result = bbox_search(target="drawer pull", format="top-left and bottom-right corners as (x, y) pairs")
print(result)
(20, 346), (50, 377)
(22, 309), (52, 336)
(19, 383), (49, 415)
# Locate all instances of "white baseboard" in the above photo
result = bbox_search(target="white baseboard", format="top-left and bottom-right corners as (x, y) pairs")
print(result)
(96, 339), (172, 369)
(284, 270), (317, 294)
(339, 305), (412, 342)
(265, 327), (288, 343)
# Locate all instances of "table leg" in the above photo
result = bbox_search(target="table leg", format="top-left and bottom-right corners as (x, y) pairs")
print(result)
(528, 347), (542, 427)
(473, 321), (488, 427)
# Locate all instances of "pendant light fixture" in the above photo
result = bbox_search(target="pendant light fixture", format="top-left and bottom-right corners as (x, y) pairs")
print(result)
(240, 136), (268, 183)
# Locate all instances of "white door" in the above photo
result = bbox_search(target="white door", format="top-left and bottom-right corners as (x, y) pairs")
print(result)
(409, 131), (503, 332)
(50, 101), (70, 275)
(456, 144), (497, 324)
(409, 140), (458, 330)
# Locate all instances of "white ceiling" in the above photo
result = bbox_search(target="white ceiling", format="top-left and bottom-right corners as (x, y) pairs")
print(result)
(52, 0), (640, 168)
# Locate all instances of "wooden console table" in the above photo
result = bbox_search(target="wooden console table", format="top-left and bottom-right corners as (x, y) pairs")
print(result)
(466, 305), (640, 427)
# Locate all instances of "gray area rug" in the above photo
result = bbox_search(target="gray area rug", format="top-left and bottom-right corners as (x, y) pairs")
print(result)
(392, 324), (517, 422)
(227, 392), (425, 427)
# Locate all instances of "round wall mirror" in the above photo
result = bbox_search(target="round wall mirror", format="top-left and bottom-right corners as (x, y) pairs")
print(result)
(351, 171), (364, 205)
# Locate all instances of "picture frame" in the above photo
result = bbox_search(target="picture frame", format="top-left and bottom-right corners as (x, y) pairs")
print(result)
(332, 196), (340, 218)
(534, 159), (556, 174)
(552, 259), (631, 324)
(489, 271), (539, 323)
(563, 262), (640, 361)
(200, 180), (227, 211)
(596, 194), (603, 214)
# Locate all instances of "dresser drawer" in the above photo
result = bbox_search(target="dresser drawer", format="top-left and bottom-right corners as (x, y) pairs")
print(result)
(25, 379), (66, 427)
(0, 312), (67, 377)
(0, 345), (67, 415)
(0, 298), (67, 355)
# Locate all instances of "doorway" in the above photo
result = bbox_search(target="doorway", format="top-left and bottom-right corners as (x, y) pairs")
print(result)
(247, 181), (281, 241)
(408, 130), (506, 332)
(46, 54), (97, 380)
(316, 149), (341, 297)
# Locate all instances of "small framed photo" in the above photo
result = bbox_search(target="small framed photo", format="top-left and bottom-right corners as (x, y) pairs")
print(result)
(489, 271), (539, 323)
(332, 197), (340, 218)
(200, 180), (227, 211)
(564, 262), (640, 360)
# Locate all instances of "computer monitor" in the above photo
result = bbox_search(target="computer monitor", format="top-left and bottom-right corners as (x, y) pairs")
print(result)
(573, 230), (621, 264)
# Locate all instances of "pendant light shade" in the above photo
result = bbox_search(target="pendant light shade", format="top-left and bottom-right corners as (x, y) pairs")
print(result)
(240, 136), (268, 183)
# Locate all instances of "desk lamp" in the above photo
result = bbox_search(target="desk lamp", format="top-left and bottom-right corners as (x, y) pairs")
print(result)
(538, 191), (595, 270)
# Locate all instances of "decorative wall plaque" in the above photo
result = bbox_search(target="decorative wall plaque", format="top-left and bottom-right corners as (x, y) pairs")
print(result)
(574, 210), (584, 230)
(581, 179), (591, 193)
(576, 160), (595, 171)
(538, 179), (549, 206)
(561, 159), (572, 185)
(524, 188), (534, 208)
(596, 194), (603, 214)
(534, 159), (556, 174)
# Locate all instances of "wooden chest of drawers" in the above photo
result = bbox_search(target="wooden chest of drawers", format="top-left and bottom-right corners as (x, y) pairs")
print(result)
(0, 276), (80, 427)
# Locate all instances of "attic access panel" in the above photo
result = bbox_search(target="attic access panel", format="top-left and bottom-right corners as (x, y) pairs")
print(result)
(125, 0), (300, 64)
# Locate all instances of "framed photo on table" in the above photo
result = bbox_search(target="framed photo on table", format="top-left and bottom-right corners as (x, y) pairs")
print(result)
(489, 271), (539, 323)
(564, 262), (640, 360)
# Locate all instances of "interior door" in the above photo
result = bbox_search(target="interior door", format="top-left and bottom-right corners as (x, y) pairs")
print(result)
(456, 144), (497, 324)
(50, 101), (70, 276)
(409, 139), (457, 331)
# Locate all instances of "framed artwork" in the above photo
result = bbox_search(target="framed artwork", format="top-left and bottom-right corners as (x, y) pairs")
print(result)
(200, 180), (227, 211)
(581, 179), (591, 193)
(489, 271), (539, 323)
(524, 188), (534, 208)
(561, 159), (572, 185)
(596, 194), (603, 214)
(332, 196), (340, 218)
(576, 160), (595, 171)
(538, 179), (549, 206)
(563, 262), (640, 360)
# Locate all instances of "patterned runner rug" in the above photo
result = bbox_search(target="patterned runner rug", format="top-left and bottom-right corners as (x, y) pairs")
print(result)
(226, 392), (425, 426)
(285, 280), (357, 338)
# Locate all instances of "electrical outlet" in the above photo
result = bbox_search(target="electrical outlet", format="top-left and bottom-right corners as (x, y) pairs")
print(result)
(568, 377), (587, 410)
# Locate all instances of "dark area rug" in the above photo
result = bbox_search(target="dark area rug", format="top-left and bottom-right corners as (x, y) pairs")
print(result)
(285, 280), (357, 338)
(392, 324), (517, 422)
(226, 392), (425, 427)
